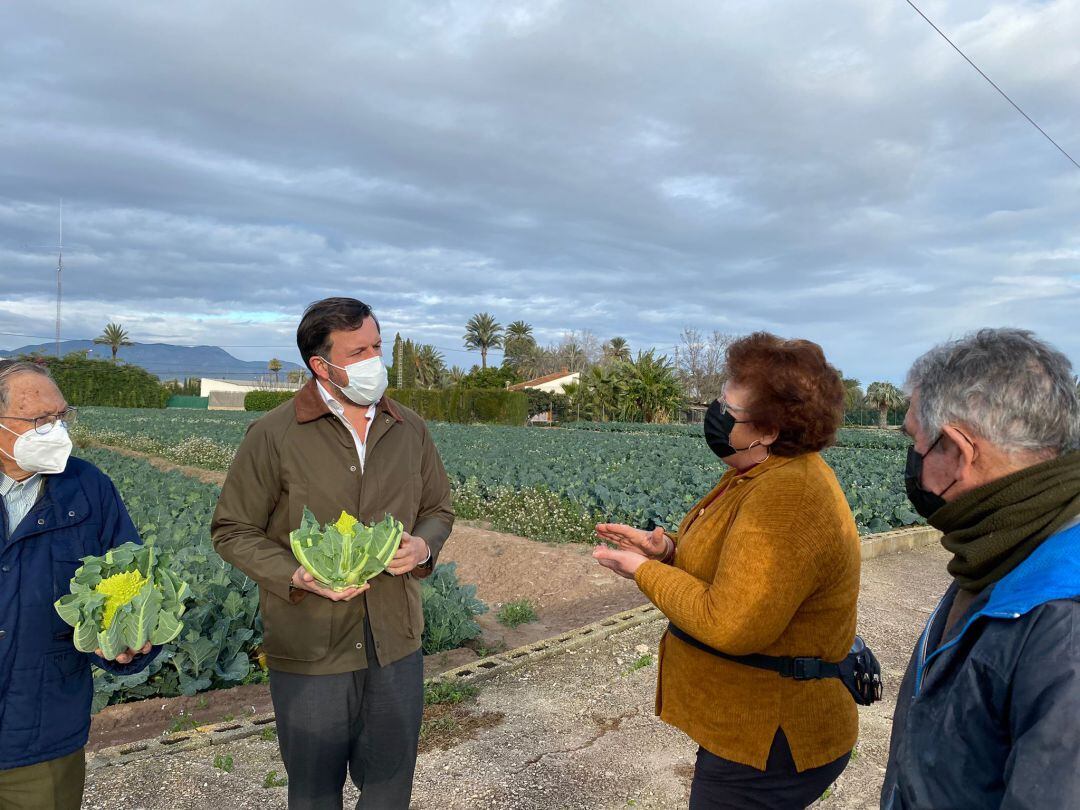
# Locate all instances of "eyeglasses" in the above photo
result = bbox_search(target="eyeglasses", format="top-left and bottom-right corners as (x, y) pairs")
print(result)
(716, 394), (752, 423)
(0, 407), (79, 434)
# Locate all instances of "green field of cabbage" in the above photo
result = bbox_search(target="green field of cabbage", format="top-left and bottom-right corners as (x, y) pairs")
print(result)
(74, 407), (922, 537)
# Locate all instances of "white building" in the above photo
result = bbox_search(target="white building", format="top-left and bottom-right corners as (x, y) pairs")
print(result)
(508, 369), (580, 424)
(507, 369), (580, 395)
(199, 378), (303, 410)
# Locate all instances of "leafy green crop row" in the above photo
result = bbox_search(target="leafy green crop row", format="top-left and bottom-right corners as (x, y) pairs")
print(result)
(559, 420), (913, 450)
(425, 423), (920, 535)
(75, 408), (921, 536)
(74, 447), (484, 709)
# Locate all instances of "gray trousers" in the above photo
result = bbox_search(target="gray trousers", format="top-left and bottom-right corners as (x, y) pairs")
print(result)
(269, 620), (424, 810)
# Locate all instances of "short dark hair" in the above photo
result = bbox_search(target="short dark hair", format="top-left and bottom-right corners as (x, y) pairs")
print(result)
(296, 297), (381, 372)
(725, 332), (845, 456)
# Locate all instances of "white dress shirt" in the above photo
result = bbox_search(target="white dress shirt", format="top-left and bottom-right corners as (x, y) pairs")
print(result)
(316, 382), (377, 473)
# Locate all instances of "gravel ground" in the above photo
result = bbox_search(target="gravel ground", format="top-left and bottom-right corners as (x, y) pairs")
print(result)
(84, 544), (952, 810)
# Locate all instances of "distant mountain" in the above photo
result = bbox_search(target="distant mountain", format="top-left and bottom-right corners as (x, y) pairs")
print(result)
(0, 340), (304, 382)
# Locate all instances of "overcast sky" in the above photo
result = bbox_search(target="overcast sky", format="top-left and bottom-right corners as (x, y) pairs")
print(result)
(2, 0), (1078, 383)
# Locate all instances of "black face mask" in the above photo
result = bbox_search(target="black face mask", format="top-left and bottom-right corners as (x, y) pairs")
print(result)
(904, 435), (957, 520)
(704, 399), (759, 460)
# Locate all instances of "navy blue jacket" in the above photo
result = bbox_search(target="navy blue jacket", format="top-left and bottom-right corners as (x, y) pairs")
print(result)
(0, 457), (158, 770)
(882, 521), (1080, 809)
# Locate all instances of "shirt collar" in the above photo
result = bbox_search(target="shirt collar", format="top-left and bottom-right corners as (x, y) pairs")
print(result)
(316, 381), (377, 421)
(0, 471), (40, 496)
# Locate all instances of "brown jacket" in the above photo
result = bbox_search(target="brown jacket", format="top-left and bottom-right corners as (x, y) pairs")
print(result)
(634, 453), (860, 771)
(211, 380), (454, 675)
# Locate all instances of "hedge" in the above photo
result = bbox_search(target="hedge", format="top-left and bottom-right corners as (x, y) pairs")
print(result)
(244, 390), (297, 411)
(245, 386), (528, 425)
(166, 395), (209, 409)
(23, 355), (168, 408)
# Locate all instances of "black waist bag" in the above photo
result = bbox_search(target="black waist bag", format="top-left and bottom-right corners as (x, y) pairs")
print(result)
(666, 622), (883, 706)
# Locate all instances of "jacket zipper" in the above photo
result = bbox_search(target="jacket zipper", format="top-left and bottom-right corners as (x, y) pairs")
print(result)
(914, 601), (1022, 697)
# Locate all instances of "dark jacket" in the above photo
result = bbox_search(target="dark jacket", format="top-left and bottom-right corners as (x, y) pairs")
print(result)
(0, 457), (158, 770)
(211, 383), (454, 675)
(882, 521), (1080, 809)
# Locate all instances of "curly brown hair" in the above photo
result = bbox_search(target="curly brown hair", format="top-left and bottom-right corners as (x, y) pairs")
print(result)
(725, 332), (845, 456)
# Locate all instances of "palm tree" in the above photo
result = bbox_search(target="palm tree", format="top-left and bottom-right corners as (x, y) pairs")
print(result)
(503, 320), (536, 374)
(865, 382), (906, 428)
(581, 365), (622, 421)
(93, 322), (133, 362)
(602, 337), (631, 363)
(268, 358), (283, 384)
(841, 377), (864, 411)
(505, 321), (534, 343)
(463, 313), (503, 370)
(620, 351), (685, 423)
(413, 344), (446, 389)
(447, 366), (467, 386)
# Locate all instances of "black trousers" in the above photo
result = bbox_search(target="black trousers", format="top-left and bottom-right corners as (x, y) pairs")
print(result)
(269, 619), (424, 810)
(689, 729), (850, 810)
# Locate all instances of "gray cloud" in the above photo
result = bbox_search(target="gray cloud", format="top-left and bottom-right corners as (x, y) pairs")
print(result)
(1, 0), (1078, 381)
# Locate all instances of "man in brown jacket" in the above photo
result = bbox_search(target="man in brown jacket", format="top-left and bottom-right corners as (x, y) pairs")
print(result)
(212, 297), (454, 810)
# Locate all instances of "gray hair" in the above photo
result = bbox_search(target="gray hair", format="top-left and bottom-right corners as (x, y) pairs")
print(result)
(905, 328), (1080, 457)
(0, 360), (53, 413)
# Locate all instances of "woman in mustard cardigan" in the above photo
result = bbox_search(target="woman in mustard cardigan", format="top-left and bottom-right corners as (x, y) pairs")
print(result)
(594, 333), (860, 809)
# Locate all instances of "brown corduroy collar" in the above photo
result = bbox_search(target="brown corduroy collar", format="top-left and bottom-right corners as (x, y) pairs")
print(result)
(292, 379), (404, 425)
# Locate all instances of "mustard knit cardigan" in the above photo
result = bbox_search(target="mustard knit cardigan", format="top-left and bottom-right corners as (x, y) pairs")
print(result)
(634, 452), (861, 771)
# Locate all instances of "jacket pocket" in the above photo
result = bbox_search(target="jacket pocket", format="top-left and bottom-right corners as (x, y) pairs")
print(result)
(51, 536), (89, 602)
(2, 664), (43, 735)
(38, 651), (92, 750)
(259, 588), (333, 662)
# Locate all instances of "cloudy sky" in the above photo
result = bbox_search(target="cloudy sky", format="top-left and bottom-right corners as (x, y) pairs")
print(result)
(2, 0), (1078, 382)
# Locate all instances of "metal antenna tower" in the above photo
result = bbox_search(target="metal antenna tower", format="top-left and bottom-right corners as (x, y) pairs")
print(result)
(56, 201), (63, 357)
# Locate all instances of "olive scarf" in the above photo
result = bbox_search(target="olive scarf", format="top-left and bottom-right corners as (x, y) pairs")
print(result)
(930, 450), (1080, 592)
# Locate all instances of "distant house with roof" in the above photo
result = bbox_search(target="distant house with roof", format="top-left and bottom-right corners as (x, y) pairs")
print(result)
(508, 369), (580, 423)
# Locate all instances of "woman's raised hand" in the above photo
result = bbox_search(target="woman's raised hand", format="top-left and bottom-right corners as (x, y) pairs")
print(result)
(595, 523), (669, 559)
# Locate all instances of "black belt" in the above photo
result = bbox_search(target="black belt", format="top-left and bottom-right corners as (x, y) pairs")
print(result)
(666, 623), (842, 681)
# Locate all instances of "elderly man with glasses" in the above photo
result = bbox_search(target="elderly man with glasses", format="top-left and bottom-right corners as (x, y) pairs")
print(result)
(0, 360), (158, 810)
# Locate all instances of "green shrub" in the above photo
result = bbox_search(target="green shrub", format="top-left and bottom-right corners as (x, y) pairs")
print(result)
(392, 388), (527, 425)
(244, 390), (297, 411)
(25, 355), (168, 408)
(496, 599), (537, 628)
(525, 388), (570, 420)
(420, 562), (488, 654)
(243, 387), (528, 425)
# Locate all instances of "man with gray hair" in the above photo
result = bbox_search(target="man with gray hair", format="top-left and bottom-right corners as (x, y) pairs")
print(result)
(0, 359), (158, 808)
(881, 329), (1080, 809)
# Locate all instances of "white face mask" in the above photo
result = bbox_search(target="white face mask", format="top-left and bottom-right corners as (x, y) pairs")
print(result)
(322, 356), (388, 406)
(0, 421), (73, 475)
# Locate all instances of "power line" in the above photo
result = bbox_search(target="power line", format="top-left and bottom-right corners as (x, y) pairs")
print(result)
(904, 0), (1080, 172)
